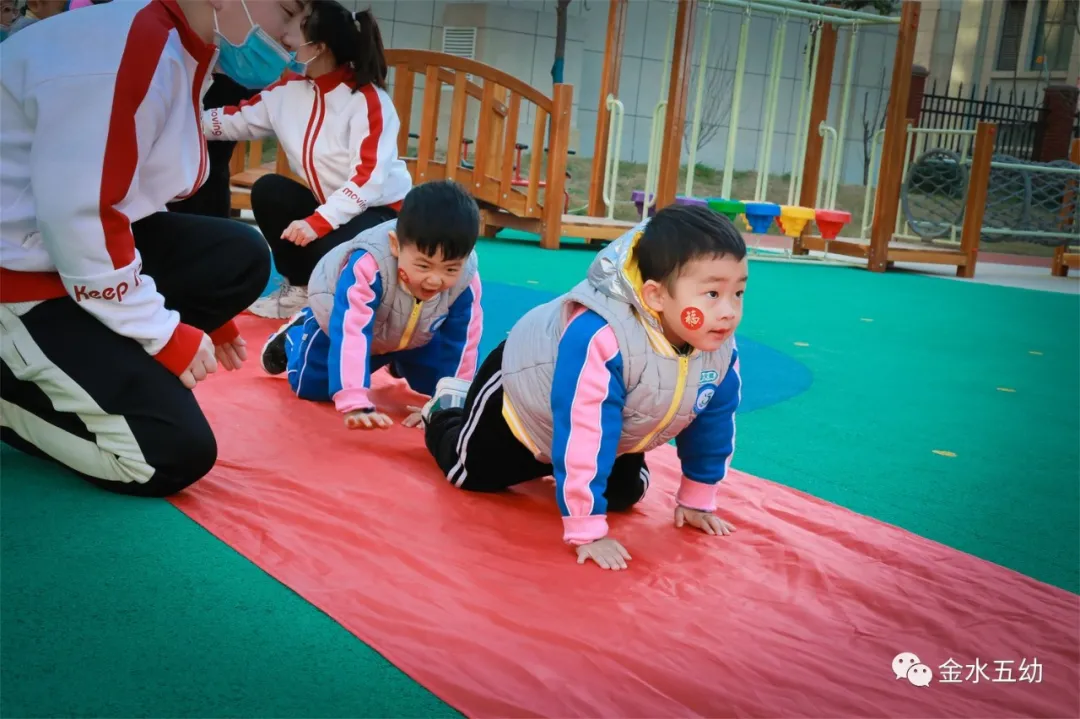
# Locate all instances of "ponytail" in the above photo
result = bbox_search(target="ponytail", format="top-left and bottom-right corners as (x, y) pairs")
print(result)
(302, 1), (388, 91)
(351, 9), (388, 90)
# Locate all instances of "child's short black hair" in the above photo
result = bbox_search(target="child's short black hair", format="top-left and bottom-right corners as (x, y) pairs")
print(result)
(396, 180), (480, 261)
(635, 204), (746, 287)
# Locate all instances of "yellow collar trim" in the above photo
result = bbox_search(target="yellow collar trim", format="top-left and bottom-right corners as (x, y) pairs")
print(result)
(623, 231), (660, 323)
(640, 318), (678, 357)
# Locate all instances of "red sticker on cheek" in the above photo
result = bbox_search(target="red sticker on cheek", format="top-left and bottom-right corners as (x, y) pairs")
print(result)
(398, 268), (409, 285)
(681, 306), (704, 330)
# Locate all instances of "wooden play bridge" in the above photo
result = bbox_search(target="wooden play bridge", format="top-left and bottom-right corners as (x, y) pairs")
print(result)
(227, 50), (636, 249)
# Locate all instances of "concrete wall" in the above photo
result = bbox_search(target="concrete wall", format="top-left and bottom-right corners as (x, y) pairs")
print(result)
(347, 0), (898, 187)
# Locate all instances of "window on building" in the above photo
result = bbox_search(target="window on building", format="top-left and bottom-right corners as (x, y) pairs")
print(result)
(996, 0), (1029, 71)
(1030, 0), (1078, 72)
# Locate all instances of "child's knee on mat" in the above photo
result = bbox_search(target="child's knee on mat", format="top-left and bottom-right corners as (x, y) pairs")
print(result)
(393, 361), (439, 397)
(424, 408), (465, 472)
(606, 493), (643, 513)
(455, 474), (510, 493)
(605, 476), (649, 513)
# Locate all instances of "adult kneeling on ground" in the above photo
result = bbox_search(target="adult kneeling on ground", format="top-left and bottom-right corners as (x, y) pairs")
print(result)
(0, 0), (308, 496)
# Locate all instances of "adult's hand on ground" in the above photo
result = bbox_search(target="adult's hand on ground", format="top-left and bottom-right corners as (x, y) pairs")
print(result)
(179, 334), (218, 390)
(215, 336), (247, 371)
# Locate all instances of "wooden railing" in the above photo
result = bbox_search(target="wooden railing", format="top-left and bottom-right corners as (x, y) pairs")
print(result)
(227, 138), (305, 212)
(386, 49), (573, 249)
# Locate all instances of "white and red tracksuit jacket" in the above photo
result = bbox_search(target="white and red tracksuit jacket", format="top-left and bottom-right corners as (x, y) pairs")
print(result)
(203, 66), (412, 238)
(0, 0), (235, 376)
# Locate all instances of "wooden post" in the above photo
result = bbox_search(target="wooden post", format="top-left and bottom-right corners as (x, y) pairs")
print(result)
(392, 65), (415, 157)
(957, 122), (995, 278)
(655, 0), (697, 211)
(792, 21), (838, 255)
(416, 66), (442, 183)
(541, 84), (574, 250)
(485, 86), (508, 180)
(1051, 137), (1080, 277)
(868, 0), (920, 272)
(587, 0), (628, 217)
(1051, 243), (1066, 277)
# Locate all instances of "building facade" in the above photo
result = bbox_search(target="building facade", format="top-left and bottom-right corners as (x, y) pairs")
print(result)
(915, 0), (1079, 100)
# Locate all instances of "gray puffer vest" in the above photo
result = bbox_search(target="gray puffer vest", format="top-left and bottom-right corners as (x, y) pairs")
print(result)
(501, 221), (735, 461)
(307, 219), (479, 355)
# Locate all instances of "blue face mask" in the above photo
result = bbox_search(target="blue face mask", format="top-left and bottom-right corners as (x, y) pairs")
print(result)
(286, 42), (320, 76)
(213, 1), (292, 89)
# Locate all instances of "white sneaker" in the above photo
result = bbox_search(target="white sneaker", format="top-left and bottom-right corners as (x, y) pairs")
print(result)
(420, 377), (471, 424)
(248, 284), (309, 319)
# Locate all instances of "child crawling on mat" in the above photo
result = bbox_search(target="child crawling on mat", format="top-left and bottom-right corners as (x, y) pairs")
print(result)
(421, 205), (744, 570)
(260, 180), (483, 430)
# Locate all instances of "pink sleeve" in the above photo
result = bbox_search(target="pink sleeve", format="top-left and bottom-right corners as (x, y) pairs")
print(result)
(550, 306), (627, 545)
(330, 252), (381, 413)
(453, 272), (484, 380)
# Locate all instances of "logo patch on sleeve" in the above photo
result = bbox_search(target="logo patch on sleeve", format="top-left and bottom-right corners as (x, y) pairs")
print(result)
(699, 369), (719, 384)
(694, 384), (716, 413)
(429, 314), (448, 333)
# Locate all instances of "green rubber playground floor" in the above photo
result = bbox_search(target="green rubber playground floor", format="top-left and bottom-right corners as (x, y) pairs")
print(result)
(3, 235), (1078, 717)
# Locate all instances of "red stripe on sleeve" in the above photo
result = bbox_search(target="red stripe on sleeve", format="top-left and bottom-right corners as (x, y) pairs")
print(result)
(306, 211), (334, 237)
(155, 322), (204, 377)
(350, 85), (384, 189)
(306, 93), (327, 202)
(221, 74), (296, 116)
(98, 5), (174, 270)
(209, 320), (240, 346)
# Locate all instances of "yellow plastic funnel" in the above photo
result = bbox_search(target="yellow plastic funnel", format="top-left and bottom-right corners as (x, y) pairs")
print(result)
(778, 206), (816, 239)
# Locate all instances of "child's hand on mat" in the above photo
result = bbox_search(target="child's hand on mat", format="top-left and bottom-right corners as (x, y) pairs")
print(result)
(576, 537), (631, 570)
(281, 220), (318, 247)
(345, 409), (393, 430)
(674, 506), (735, 536)
(402, 406), (424, 429)
(179, 333), (218, 390)
(215, 337), (248, 371)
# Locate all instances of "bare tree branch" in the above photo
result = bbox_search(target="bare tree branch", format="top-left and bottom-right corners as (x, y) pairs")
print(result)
(552, 0), (572, 83)
(861, 65), (888, 185)
(683, 50), (734, 156)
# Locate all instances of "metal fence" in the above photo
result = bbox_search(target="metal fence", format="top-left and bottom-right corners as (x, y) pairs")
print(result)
(919, 80), (1046, 161)
(900, 149), (1080, 247)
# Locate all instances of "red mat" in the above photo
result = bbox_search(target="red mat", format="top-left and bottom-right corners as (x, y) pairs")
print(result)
(171, 316), (1079, 718)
